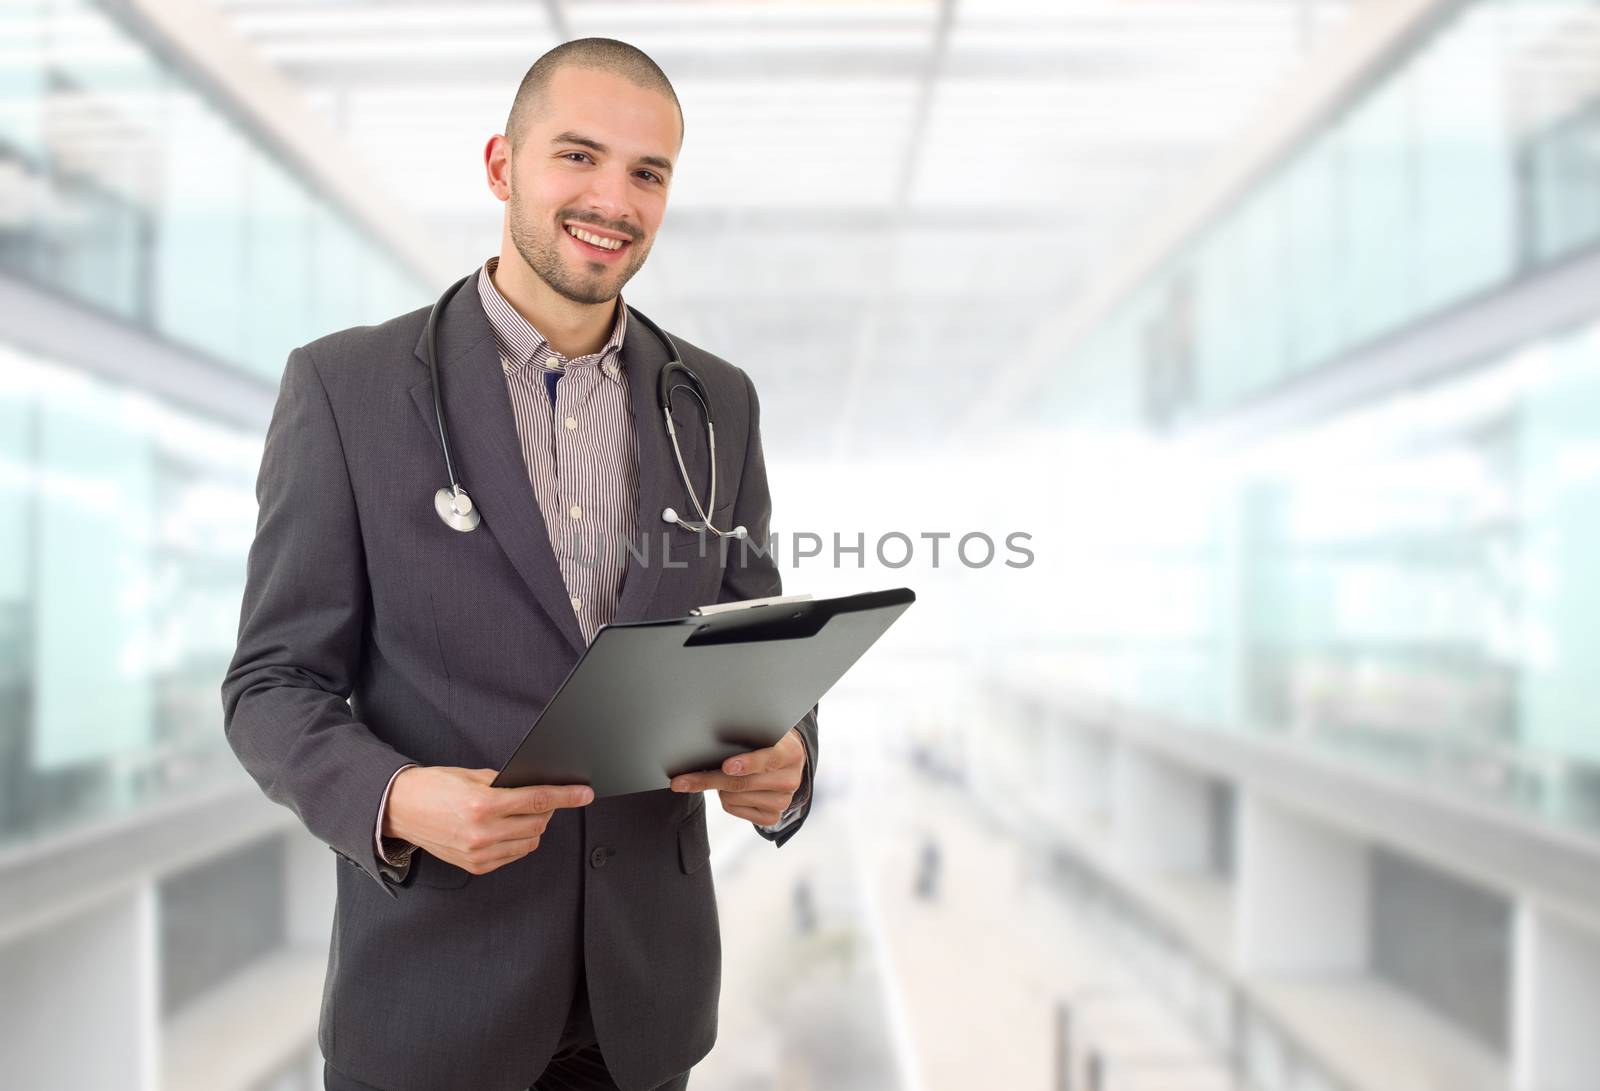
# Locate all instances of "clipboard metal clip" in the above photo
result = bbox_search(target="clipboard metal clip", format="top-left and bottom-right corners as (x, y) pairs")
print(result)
(690, 593), (813, 617)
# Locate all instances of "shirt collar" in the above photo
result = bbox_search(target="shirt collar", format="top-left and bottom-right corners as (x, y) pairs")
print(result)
(476, 256), (627, 383)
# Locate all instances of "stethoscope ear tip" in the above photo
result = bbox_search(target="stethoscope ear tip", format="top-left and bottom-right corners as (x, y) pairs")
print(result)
(660, 507), (747, 540)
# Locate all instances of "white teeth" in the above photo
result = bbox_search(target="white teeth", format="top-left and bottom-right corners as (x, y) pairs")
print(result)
(566, 225), (624, 251)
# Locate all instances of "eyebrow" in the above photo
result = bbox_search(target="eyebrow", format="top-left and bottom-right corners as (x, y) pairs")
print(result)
(551, 130), (674, 176)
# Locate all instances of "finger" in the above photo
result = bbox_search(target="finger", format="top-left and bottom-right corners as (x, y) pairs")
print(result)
(491, 783), (595, 816)
(672, 769), (797, 794)
(715, 789), (792, 812)
(457, 812), (547, 855)
(466, 835), (542, 874)
(482, 812), (552, 842)
(722, 800), (785, 827)
(719, 741), (785, 777)
(492, 833), (542, 863)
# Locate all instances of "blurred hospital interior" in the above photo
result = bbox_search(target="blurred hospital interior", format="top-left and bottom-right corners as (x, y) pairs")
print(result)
(3, 0), (1600, 1088)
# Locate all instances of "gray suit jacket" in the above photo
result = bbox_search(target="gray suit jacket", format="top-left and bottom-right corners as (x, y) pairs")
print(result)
(220, 276), (818, 1091)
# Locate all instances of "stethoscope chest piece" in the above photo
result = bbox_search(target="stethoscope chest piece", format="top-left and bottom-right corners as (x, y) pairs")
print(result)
(435, 485), (481, 532)
(422, 274), (737, 540)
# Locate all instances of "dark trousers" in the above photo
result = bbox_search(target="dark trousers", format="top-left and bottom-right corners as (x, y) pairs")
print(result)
(322, 975), (691, 1091)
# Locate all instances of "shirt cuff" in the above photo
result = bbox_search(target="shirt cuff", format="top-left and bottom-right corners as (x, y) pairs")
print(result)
(376, 763), (420, 868)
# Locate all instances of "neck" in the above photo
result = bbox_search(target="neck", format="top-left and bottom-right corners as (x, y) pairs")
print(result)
(491, 245), (617, 358)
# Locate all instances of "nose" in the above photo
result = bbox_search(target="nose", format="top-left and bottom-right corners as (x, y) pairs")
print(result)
(581, 165), (634, 230)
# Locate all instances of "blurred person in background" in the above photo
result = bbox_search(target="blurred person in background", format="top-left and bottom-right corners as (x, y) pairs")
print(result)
(222, 37), (817, 1091)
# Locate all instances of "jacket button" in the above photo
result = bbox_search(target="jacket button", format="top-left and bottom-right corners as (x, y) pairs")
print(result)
(590, 847), (610, 870)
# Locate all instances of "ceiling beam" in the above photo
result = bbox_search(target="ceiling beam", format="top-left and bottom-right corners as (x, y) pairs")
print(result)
(125, 0), (453, 285)
(961, 0), (1464, 435)
(541, 0), (571, 44)
(829, 0), (957, 457)
(266, 48), (1168, 87)
(421, 206), (1086, 234)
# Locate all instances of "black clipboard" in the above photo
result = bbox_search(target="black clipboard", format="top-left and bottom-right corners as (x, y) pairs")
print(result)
(492, 587), (915, 796)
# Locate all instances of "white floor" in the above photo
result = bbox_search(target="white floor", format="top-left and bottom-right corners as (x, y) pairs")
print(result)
(695, 754), (1242, 1091)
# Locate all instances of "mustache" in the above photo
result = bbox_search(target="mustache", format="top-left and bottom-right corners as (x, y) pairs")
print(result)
(561, 215), (640, 242)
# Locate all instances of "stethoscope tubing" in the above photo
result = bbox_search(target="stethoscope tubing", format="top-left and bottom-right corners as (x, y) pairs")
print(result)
(423, 273), (744, 540)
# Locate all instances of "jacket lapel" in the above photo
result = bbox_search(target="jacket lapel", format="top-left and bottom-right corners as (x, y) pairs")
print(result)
(410, 279), (588, 655)
(613, 310), (676, 625)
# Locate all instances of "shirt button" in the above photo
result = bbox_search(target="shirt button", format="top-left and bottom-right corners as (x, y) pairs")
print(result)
(570, 595), (582, 611)
(569, 504), (582, 520)
(565, 416), (578, 430)
(590, 847), (610, 870)
(604, 362), (619, 378)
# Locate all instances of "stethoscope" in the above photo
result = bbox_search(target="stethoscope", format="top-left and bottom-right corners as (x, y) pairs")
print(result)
(425, 273), (747, 541)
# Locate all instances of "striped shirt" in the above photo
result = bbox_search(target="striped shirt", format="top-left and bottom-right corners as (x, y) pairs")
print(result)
(374, 259), (804, 869)
(477, 255), (637, 645)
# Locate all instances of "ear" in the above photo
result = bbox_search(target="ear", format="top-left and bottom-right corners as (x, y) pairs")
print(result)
(484, 134), (512, 202)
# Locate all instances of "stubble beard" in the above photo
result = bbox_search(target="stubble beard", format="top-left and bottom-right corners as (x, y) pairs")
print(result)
(507, 183), (651, 306)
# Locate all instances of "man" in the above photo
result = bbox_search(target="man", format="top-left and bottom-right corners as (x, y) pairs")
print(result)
(222, 38), (817, 1091)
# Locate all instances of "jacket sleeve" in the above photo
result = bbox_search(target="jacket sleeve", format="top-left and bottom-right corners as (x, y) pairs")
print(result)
(221, 346), (417, 896)
(717, 369), (818, 847)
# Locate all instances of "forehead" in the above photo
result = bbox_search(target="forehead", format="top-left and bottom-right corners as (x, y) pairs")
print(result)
(531, 65), (681, 153)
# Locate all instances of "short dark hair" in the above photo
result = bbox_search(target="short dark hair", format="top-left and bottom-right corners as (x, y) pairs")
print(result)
(506, 38), (683, 149)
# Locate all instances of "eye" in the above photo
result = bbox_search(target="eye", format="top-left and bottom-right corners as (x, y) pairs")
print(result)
(636, 170), (663, 184)
(561, 151), (592, 164)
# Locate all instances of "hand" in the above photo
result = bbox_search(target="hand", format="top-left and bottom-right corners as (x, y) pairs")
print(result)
(670, 728), (806, 827)
(384, 766), (593, 876)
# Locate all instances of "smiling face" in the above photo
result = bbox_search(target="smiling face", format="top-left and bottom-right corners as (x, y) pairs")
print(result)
(492, 64), (681, 306)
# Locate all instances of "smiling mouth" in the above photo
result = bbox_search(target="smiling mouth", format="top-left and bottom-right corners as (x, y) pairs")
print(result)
(564, 223), (632, 257)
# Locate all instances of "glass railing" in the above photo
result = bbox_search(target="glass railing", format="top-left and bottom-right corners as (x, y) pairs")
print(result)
(0, 0), (429, 382)
(1031, 315), (1600, 837)
(1034, 0), (1600, 431)
(0, 0), (438, 851)
(0, 344), (262, 850)
(1016, 0), (1600, 839)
